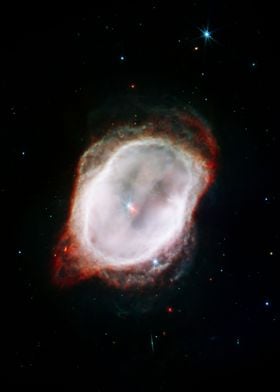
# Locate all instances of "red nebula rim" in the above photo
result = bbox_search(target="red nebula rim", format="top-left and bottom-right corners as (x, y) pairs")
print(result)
(51, 110), (218, 289)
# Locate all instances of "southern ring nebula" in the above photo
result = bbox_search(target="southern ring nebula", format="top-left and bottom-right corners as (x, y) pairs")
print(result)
(52, 109), (218, 289)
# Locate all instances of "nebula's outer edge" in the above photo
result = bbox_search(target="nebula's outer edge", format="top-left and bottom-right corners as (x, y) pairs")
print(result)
(52, 110), (218, 289)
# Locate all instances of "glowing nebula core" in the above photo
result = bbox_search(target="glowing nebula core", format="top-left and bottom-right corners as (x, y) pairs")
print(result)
(52, 109), (218, 289)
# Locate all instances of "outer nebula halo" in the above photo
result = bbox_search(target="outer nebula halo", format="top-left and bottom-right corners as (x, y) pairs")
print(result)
(52, 108), (218, 289)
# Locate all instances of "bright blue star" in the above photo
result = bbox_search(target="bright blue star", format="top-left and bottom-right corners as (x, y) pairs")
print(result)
(203, 30), (211, 39)
(199, 27), (214, 42)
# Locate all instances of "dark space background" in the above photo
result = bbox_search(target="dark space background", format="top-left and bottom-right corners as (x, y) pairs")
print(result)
(5, 1), (279, 386)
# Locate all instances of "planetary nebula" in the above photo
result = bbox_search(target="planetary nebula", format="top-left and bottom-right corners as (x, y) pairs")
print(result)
(52, 109), (218, 289)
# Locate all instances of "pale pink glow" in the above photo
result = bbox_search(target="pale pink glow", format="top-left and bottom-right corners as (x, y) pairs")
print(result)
(72, 139), (207, 267)
(52, 112), (218, 289)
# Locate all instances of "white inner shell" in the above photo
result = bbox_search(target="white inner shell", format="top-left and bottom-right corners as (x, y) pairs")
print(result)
(73, 139), (207, 267)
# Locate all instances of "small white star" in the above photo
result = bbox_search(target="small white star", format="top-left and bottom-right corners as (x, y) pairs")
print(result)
(153, 258), (159, 267)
